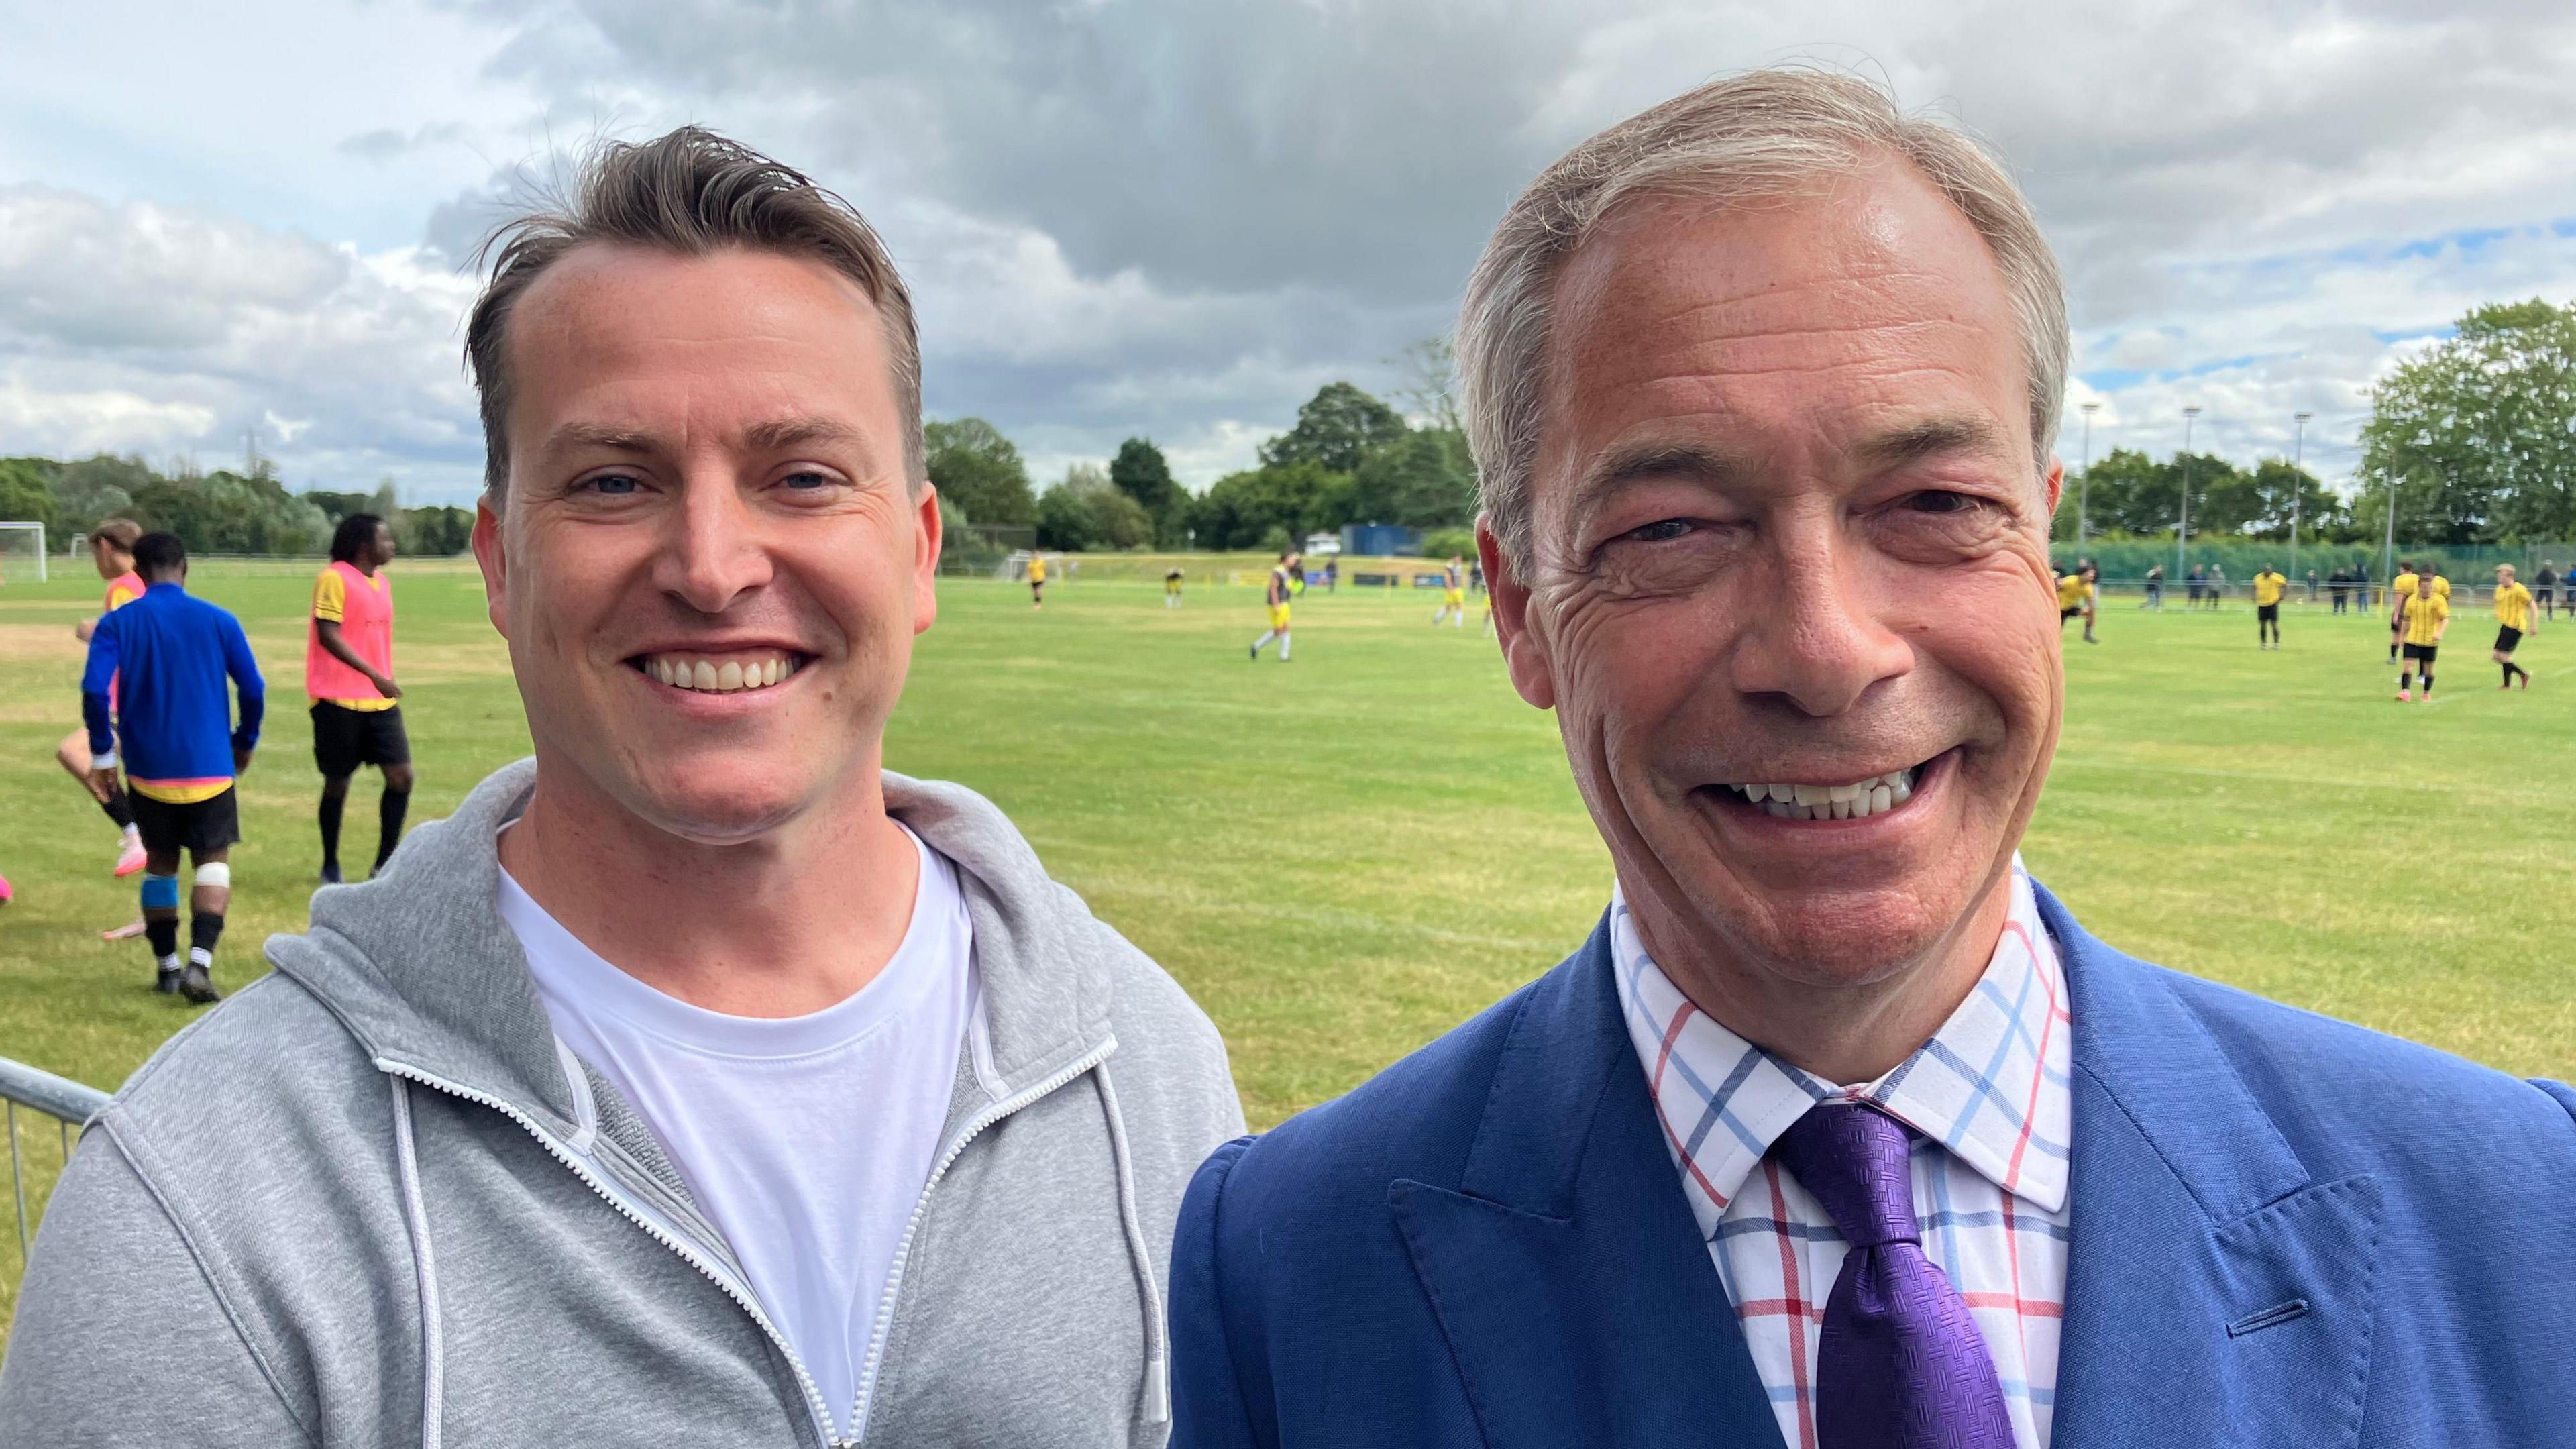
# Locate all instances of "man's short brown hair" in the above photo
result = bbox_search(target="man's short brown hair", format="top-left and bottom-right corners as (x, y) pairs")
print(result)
(464, 127), (922, 500)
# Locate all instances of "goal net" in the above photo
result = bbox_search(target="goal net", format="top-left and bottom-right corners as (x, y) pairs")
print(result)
(0, 522), (45, 584)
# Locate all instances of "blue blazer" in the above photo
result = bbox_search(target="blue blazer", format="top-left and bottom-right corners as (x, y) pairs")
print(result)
(1169, 883), (2576, 1447)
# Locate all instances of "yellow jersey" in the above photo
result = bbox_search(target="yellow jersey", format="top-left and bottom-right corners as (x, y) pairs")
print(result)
(2496, 582), (2536, 631)
(2388, 572), (2416, 611)
(2432, 573), (2451, 598)
(2251, 571), (2286, 606)
(2055, 573), (2090, 609)
(2400, 592), (2449, 647)
(1028, 557), (1046, 583)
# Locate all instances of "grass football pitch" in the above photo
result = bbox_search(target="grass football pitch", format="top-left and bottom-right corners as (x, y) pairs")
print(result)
(1, 559), (2570, 1322)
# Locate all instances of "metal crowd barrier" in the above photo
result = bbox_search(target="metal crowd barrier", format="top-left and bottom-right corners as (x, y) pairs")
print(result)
(0, 1057), (109, 1268)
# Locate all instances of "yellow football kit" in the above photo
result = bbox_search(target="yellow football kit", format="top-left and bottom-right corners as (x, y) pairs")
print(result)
(2388, 572), (2416, 616)
(2252, 572), (2285, 606)
(2496, 582), (2535, 632)
(2401, 593), (2449, 647)
(2055, 573), (2090, 610)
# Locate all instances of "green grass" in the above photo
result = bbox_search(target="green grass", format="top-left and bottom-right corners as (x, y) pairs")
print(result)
(1, 562), (2571, 1326)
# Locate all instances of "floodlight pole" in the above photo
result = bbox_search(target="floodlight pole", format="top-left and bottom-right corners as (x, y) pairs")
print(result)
(2078, 402), (2100, 547)
(2179, 407), (2202, 580)
(2290, 411), (2311, 588)
(2382, 472), (2398, 588)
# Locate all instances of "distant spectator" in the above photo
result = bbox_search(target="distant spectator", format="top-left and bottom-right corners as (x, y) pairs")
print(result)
(2536, 560), (2558, 621)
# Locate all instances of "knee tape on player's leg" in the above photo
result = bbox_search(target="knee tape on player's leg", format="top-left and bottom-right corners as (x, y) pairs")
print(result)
(140, 873), (182, 910)
(193, 861), (231, 890)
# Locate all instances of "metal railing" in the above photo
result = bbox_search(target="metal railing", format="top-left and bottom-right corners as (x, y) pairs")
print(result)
(0, 1058), (109, 1270)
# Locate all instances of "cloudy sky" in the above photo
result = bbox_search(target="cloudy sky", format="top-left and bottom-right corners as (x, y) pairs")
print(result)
(3, 0), (2573, 506)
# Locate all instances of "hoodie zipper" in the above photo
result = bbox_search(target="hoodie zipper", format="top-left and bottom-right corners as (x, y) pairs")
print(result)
(847, 1036), (1116, 1444)
(374, 1059), (853, 1449)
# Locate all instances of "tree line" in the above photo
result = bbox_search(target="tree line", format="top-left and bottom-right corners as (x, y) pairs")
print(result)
(0, 454), (473, 557)
(2065, 298), (2576, 551)
(930, 347), (1479, 555)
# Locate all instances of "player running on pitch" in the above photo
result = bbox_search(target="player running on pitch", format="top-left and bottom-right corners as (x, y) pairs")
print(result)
(2055, 561), (2099, 643)
(1249, 549), (1300, 661)
(53, 519), (150, 882)
(307, 513), (413, 883)
(2394, 572), (2449, 702)
(1164, 566), (1185, 609)
(2251, 563), (2287, 649)
(1027, 551), (1046, 609)
(78, 533), (264, 1003)
(2493, 564), (2538, 690)
(1431, 555), (1467, 628)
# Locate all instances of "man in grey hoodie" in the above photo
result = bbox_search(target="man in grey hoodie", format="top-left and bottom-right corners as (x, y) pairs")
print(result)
(0, 128), (1244, 1448)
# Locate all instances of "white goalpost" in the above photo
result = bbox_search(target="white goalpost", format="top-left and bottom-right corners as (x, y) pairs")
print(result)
(0, 521), (45, 583)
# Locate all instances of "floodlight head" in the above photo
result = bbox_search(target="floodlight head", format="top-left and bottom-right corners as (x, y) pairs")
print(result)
(2182, 405), (2204, 417)
(2294, 411), (2314, 422)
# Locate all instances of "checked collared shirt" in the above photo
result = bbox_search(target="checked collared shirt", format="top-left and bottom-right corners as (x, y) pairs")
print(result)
(1613, 865), (2072, 1449)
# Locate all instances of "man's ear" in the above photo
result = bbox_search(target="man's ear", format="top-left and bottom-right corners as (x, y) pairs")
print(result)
(472, 496), (510, 640)
(912, 483), (943, 637)
(2042, 455), (2064, 517)
(1477, 515), (1555, 711)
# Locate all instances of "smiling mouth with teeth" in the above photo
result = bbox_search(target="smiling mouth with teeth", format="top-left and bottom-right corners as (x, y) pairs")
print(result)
(635, 651), (806, 694)
(1716, 762), (1928, 821)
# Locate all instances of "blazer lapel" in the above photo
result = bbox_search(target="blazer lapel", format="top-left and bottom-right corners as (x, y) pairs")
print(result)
(2039, 887), (2383, 1449)
(1392, 918), (1786, 1449)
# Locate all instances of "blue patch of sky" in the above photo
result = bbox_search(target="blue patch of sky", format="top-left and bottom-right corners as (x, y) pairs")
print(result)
(2178, 221), (2569, 284)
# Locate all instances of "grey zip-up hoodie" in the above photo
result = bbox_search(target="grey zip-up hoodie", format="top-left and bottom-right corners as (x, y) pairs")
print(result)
(0, 761), (1244, 1447)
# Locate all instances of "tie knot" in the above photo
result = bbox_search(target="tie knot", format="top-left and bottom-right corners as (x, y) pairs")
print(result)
(1770, 1102), (1920, 1250)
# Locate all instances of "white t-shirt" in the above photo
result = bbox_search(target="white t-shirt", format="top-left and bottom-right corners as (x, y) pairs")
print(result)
(497, 825), (975, 1438)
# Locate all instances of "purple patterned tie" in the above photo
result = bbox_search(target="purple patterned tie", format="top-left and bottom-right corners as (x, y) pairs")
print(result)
(1770, 1102), (2015, 1449)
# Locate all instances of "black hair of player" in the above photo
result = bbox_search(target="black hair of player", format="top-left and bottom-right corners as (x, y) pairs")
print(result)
(132, 532), (188, 580)
(331, 513), (388, 564)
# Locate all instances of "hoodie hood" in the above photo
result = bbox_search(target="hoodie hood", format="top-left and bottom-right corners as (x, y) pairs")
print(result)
(267, 758), (1119, 1142)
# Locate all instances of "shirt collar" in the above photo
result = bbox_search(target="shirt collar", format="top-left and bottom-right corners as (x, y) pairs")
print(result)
(1611, 862), (2072, 1232)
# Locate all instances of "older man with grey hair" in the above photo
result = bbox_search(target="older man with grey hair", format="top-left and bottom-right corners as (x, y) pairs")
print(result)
(1167, 69), (2576, 1449)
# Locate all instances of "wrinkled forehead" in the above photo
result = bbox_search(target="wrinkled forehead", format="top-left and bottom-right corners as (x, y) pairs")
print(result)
(1532, 162), (2032, 517)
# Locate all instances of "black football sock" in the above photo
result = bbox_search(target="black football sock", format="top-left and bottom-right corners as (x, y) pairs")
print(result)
(374, 788), (411, 873)
(146, 918), (180, 961)
(189, 910), (225, 963)
(319, 790), (345, 871)
(99, 785), (134, 830)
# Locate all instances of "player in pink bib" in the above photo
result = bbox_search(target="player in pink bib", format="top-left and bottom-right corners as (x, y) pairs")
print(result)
(55, 518), (151, 884)
(306, 514), (413, 883)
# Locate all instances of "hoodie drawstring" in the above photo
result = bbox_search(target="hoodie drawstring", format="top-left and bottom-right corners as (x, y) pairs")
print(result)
(1092, 1060), (1171, 1427)
(388, 1076), (447, 1449)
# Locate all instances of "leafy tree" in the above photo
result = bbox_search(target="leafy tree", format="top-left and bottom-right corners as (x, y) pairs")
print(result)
(2355, 299), (2576, 543)
(924, 417), (1036, 528)
(1258, 382), (1406, 474)
(1035, 463), (1153, 551)
(1418, 527), (1477, 560)
(398, 506), (474, 555)
(1107, 437), (1184, 543)
(0, 458), (60, 533)
(49, 454), (150, 536)
(1189, 461), (1354, 550)
(129, 470), (329, 555)
(1352, 427), (1476, 529)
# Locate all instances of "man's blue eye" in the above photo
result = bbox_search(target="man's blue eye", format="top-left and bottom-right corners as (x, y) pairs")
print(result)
(784, 470), (830, 490)
(1628, 519), (1693, 542)
(588, 474), (640, 495)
